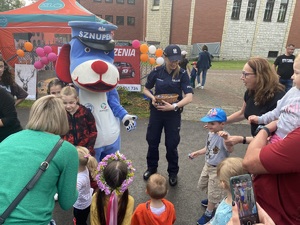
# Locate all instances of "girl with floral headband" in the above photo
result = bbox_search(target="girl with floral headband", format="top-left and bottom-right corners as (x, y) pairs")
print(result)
(73, 146), (98, 225)
(90, 152), (135, 225)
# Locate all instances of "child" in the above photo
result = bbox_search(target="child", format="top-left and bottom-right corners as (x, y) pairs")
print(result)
(248, 54), (300, 143)
(47, 78), (65, 97)
(190, 61), (198, 88)
(60, 86), (97, 155)
(188, 108), (234, 225)
(90, 152), (135, 225)
(73, 146), (98, 225)
(206, 157), (247, 225)
(131, 173), (176, 225)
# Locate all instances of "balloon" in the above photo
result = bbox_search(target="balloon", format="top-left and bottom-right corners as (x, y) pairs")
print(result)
(148, 45), (156, 54)
(156, 57), (164, 65)
(40, 56), (49, 65)
(24, 42), (33, 52)
(36, 47), (45, 57)
(34, 61), (44, 69)
(47, 52), (57, 62)
(140, 53), (148, 62)
(140, 44), (148, 54)
(148, 57), (156, 65)
(155, 48), (163, 57)
(132, 39), (140, 49)
(16, 49), (25, 57)
(44, 45), (52, 54)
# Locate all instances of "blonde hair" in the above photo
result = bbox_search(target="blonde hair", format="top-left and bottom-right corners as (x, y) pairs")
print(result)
(247, 57), (285, 105)
(26, 95), (69, 135)
(217, 157), (248, 190)
(76, 146), (98, 174)
(295, 54), (300, 64)
(146, 173), (168, 199)
(61, 86), (78, 98)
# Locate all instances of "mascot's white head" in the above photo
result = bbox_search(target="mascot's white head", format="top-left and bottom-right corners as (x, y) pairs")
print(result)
(56, 21), (119, 92)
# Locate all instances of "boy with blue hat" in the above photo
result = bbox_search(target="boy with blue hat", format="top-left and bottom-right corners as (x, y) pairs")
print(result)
(188, 108), (234, 225)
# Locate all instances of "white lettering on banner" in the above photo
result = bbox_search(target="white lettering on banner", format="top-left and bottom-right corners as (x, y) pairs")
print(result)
(116, 84), (141, 92)
(78, 31), (112, 41)
(114, 48), (136, 57)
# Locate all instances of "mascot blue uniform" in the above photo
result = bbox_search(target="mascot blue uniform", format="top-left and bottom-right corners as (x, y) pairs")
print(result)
(56, 21), (137, 161)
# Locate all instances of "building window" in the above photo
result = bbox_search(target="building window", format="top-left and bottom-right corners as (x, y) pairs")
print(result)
(277, 0), (288, 22)
(264, 0), (274, 21)
(105, 0), (112, 2)
(93, 0), (102, 2)
(116, 16), (124, 25)
(105, 15), (113, 23)
(116, 0), (124, 3)
(127, 0), (135, 4)
(97, 14), (102, 18)
(231, 0), (241, 20)
(127, 16), (135, 25)
(153, 0), (159, 6)
(246, 0), (256, 21)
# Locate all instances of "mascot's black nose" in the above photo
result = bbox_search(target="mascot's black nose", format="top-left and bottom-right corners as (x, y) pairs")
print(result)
(91, 61), (109, 75)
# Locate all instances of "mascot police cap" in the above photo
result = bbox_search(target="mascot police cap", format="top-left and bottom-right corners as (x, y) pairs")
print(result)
(68, 21), (118, 51)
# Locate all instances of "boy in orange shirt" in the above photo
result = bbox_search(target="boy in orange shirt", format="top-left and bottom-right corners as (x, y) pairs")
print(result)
(131, 173), (176, 225)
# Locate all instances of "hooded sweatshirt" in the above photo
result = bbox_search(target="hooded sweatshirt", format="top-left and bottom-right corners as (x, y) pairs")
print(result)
(131, 198), (176, 225)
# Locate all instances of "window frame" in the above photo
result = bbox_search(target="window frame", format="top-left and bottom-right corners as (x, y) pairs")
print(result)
(277, 0), (288, 22)
(105, 15), (113, 23)
(127, 16), (135, 26)
(116, 0), (124, 3)
(127, 0), (135, 4)
(263, 0), (274, 22)
(93, 0), (102, 2)
(116, 16), (124, 25)
(231, 0), (242, 20)
(105, 0), (113, 2)
(246, 0), (257, 21)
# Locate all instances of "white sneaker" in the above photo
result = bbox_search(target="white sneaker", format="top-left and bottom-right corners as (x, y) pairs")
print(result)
(54, 193), (58, 201)
(196, 84), (201, 89)
(200, 86), (204, 89)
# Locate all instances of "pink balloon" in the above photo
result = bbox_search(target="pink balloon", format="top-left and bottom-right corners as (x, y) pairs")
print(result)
(36, 47), (45, 57)
(132, 39), (140, 49)
(34, 61), (44, 69)
(40, 56), (49, 65)
(47, 52), (57, 62)
(44, 45), (52, 54)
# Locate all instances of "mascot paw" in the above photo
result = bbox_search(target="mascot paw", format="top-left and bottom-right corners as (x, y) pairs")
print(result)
(122, 114), (138, 132)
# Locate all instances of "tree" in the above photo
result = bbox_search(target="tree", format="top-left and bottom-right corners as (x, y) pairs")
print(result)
(0, 0), (25, 12)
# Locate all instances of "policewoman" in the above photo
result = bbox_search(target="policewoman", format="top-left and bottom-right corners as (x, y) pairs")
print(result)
(143, 44), (193, 186)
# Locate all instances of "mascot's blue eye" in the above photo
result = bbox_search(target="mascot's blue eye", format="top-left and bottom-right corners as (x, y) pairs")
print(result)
(84, 47), (91, 53)
(104, 51), (110, 55)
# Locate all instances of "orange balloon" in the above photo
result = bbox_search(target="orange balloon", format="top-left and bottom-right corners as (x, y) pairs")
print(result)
(140, 53), (148, 62)
(140, 44), (148, 54)
(16, 49), (25, 57)
(155, 48), (163, 57)
(149, 57), (156, 65)
(24, 42), (33, 52)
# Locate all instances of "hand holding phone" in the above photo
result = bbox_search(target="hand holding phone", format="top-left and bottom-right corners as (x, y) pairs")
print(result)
(230, 174), (259, 225)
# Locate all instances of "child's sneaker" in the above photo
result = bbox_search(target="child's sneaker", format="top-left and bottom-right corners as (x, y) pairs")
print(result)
(197, 213), (213, 225)
(201, 199), (208, 207)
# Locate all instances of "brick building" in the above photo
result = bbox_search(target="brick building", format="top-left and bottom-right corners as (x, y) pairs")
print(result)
(78, 0), (300, 60)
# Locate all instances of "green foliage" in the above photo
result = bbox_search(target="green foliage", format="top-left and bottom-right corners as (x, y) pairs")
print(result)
(118, 88), (150, 118)
(17, 99), (34, 108)
(0, 0), (25, 12)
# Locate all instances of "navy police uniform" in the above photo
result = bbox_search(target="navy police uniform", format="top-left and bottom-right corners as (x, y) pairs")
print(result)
(145, 65), (193, 178)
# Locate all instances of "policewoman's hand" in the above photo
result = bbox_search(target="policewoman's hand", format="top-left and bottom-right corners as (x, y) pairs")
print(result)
(156, 100), (174, 111)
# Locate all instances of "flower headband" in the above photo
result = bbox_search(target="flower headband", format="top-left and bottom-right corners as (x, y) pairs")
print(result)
(96, 152), (135, 195)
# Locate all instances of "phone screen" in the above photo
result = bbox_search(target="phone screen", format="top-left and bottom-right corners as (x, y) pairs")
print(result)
(230, 174), (259, 225)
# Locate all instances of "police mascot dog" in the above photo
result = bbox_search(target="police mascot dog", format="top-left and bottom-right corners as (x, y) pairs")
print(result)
(56, 21), (137, 161)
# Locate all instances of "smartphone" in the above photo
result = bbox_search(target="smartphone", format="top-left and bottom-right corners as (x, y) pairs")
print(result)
(230, 174), (259, 225)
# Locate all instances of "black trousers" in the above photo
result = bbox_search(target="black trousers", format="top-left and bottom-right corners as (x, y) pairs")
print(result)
(73, 206), (90, 225)
(146, 108), (181, 176)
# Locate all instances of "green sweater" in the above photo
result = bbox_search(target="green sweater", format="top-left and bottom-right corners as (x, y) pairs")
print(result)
(0, 129), (79, 225)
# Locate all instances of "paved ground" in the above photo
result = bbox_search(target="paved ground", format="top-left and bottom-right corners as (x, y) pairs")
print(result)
(16, 70), (251, 225)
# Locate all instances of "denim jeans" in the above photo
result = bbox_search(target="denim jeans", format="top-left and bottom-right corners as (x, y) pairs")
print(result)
(279, 78), (293, 93)
(197, 69), (208, 86)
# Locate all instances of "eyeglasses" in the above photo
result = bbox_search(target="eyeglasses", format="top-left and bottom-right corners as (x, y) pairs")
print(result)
(242, 71), (256, 78)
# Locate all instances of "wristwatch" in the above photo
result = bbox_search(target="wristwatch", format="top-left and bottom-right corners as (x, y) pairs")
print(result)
(172, 103), (179, 111)
(255, 125), (271, 137)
